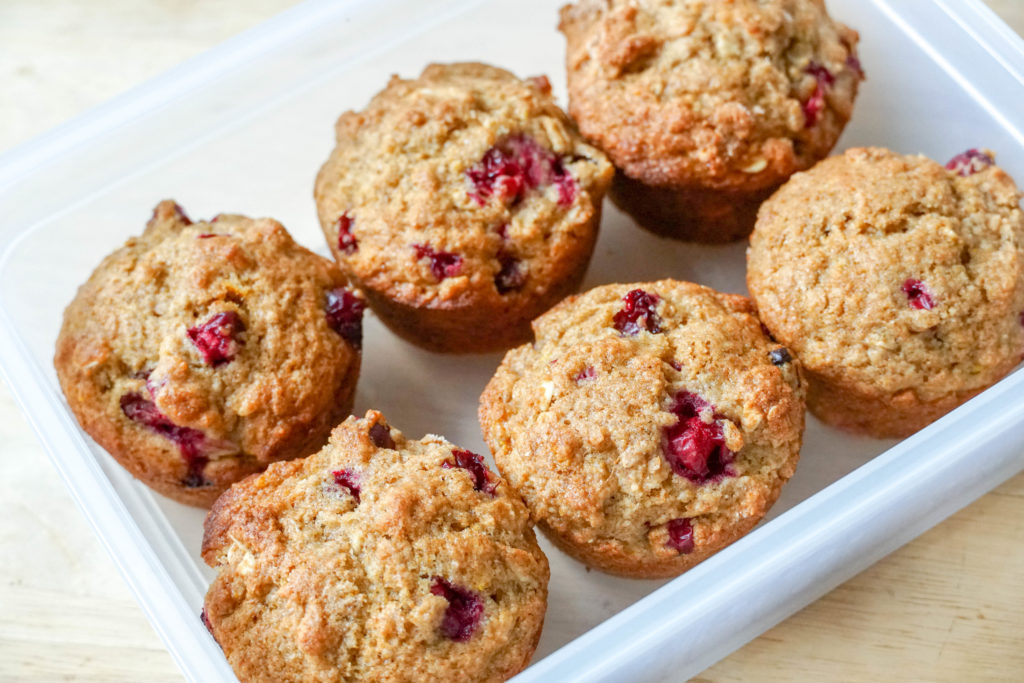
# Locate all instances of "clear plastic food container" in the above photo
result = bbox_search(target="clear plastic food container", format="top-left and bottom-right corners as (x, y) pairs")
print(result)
(1, 0), (1022, 680)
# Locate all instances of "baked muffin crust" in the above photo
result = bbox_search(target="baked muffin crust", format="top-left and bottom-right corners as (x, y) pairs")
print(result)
(315, 62), (614, 352)
(480, 280), (805, 578)
(560, 0), (862, 240)
(748, 147), (1024, 437)
(202, 411), (549, 682)
(55, 201), (362, 506)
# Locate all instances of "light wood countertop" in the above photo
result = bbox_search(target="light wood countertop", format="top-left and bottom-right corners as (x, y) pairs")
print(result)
(2, 1), (1022, 680)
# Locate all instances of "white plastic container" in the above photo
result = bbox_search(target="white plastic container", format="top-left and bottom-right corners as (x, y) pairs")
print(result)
(1, 1), (1022, 680)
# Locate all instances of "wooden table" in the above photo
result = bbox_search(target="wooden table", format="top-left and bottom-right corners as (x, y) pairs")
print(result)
(2, 1), (1022, 680)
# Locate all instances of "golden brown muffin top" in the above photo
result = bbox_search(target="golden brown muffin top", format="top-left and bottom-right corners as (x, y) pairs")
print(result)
(560, 0), (861, 190)
(314, 62), (613, 308)
(202, 411), (549, 683)
(480, 280), (805, 575)
(54, 201), (362, 504)
(748, 147), (1024, 403)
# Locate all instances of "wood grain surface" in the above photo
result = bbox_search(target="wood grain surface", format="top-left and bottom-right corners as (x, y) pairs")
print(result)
(1, 1), (1022, 681)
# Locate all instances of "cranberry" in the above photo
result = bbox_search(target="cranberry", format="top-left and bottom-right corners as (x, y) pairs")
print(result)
(200, 608), (214, 634)
(802, 63), (835, 128)
(331, 469), (361, 503)
(368, 422), (395, 449)
(173, 203), (192, 225)
(187, 311), (245, 366)
(495, 223), (509, 240)
(662, 392), (735, 485)
(430, 577), (483, 642)
(120, 393), (210, 487)
(442, 449), (497, 496)
(336, 213), (358, 254)
(495, 252), (525, 294)
(669, 361), (683, 371)
(413, 244), (463, 281)
(666, 518), (695, 554)
(846, 54), (864, 79)
(466, 134), (576, 207)
(613, 289), (662, 336)
(769, 348), (792, 366)
(946, 149), (994, 176)
(574, 366), (596, 382)
(325, 288), (365, 348)
(196, 233), (221, 239)
(902, 279), (935, 310)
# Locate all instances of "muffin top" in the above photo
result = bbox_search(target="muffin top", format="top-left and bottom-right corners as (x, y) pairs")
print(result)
(314, 62), (613, 309)
(202, 411), (549, 683)
(54, 201), (363, 504)
(748, 147), (1024, 403)
(479, 280), (804, 575)
(560, 0), (862, 190)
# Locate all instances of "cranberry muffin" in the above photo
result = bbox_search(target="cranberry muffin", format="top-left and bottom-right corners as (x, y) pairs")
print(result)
(479, 280), (805, 578)
(748, 147), (1024, 438)
(202, 411), (549, 683)
(54, 201), (364, 507)
(314, 62), (614, 353)
(560, 0), (863, 242)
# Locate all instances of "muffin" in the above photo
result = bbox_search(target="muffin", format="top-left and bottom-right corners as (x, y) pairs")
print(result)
(747, 147), (1024, 438)
(479, 280), (805, 578)
(201, 411), (549, 683)
(55, 200), (364, 507)
(559, 0), (863, 242)
(314, 62), (614, 353)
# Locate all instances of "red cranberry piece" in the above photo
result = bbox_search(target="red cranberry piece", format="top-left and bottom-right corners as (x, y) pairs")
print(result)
(802, 63), (835, 128)
(200, 608), (214, 634)
(331, 469), (361, 503)
(613, 289), (662, 336)
(336, 213), (358, 254)
(368, 422), (395, 449)
(495, 223), (509, 240)
(442, 449), (497, 496)
(466, 134), (576, 207)
(769, 348), (792, 366)
(187, 311), (245, 367)
(174, 203), (193, 225)
(846, 54), (864, 79)
(945, 149), (994, 176)
(668, 361), (683, 371)
(902, 279), (935, 310)
(120, 392), (210, 487)
(325, 288), (365, 348)
(495, 252), (526, 294)
(413, 244), (463, 281)
(574, 366), (596, 382)
(553, 158), (577, 206)
(662, 391), (735, 485)
(666, 518), (695, 554)
(430, 577), (483, 642)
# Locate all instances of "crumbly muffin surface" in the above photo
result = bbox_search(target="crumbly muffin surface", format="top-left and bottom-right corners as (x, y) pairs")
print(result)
(748, 147), (1024, 417)
(560, 0), (862, 190)
(479, 280), (805, 577)
(202, 412), (549, 683)
(54, 201), (362, 506)
(314, 62), (613, 311)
